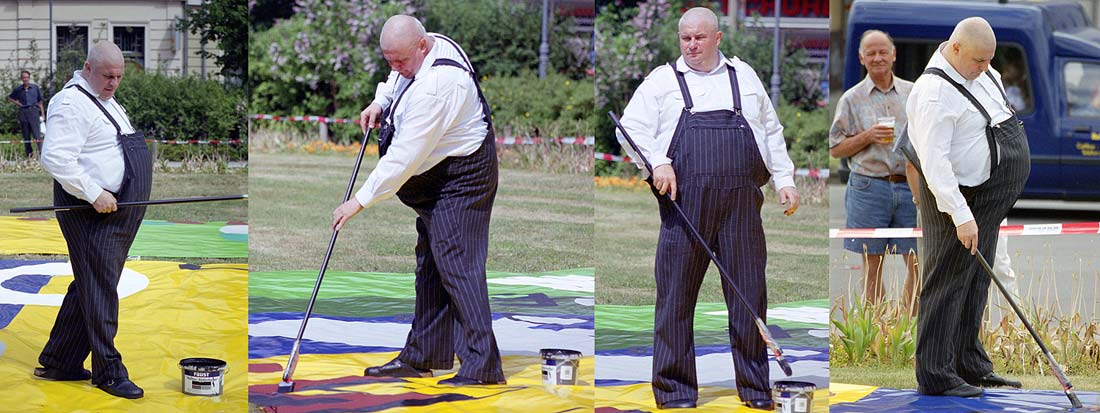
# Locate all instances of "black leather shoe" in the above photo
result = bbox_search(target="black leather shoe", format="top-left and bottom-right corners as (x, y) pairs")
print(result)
(32, 367), (91, 381)
(744, 399), (775, 410)
(934, 383), (983, 397)
(363, 359), (432, 378)
(437, 375), (505, 386)
(96, 378), (144, 399)
(657, 399), (696, 409)
(969, 372), (1022, 389)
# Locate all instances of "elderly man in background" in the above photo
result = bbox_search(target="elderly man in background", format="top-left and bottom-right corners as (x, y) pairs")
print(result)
(906, 17), (1027, 397)
(332, 14), (505, 386)
(617, 7), (799, 410)
(36, 41), (149, 399)
(8, 70), (45, 157)
(830, 30), (920, 314)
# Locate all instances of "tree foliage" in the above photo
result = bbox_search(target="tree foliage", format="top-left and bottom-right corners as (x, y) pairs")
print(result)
(179, 0), (249, 80)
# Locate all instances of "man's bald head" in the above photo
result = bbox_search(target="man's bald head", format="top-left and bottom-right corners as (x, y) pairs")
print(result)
(86, 40), (124, 69)
(679, 7), (719, 33)
(678, 7), (723, 72)
(380, 15), (428, 52)
(949, 17), (996, 52)
(945, 17), (997, 80)
(379, 15), (434, 80)
(83, 41), (125, 99)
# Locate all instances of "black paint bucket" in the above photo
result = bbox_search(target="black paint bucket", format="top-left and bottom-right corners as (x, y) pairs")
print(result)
(179, 358), (228, 396)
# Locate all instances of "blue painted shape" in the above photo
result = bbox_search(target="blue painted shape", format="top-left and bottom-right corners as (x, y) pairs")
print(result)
(0, 260), (62, 329)
(831, 387), (1100, 412)
(249, 336), (401, 359)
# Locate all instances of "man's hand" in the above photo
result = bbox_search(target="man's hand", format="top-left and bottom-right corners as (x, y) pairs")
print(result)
(332, 199), (364, 231)
(779, 186), (800, 216)
(863, 124), (895, 145)
(93, 191), (117, 214)
(652, 164), (677, 201)
(957, 219), (978, 255)
(359, 103), (383, 134)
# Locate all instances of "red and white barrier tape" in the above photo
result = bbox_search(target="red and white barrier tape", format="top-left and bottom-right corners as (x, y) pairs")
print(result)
(594, 152), (829, 178)
(251, 114), (594, 145)
(830, 222), (1100, 239)
(250, 114), (358, 124)
(1, 139), (240, 145)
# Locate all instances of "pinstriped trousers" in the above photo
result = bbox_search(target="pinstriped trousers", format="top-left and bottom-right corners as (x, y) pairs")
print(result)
(915, 118), (1029, 394)
(39, 133), (151, 384)
(393, 132), (506, 383)
(652, 184), (770, 404)
(651, 103), (773, 404)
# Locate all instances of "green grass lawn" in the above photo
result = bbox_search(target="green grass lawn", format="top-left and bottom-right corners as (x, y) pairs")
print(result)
(831, 365), (1100, 392)
(595, 183), (828, 306)
(248, 152), (593, 273)
(0, 169), (247, 263)
(0, 170), (247, 223)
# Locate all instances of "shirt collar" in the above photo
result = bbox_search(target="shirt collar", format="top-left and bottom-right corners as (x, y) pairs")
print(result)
(675, 52), (734, 75)
(857, 74), (897, 96)
(67, 70), (102, 99)
(927, 42), (969, 85)
(412, 37), (440, 80)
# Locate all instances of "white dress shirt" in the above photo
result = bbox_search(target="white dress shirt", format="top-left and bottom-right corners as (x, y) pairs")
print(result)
(354, 34), (488, 208)
(41, 71), (137, 203)
(616, 54), (796, 190)
(906, 43), (1013, 226)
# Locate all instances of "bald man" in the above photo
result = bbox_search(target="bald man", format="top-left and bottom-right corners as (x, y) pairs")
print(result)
(830, 30), (920, 314)
(616, 7), (798, 410)
(332, 15), (505, 385)
(36, 41), (148, 399)
(906, 17), (1027, 397)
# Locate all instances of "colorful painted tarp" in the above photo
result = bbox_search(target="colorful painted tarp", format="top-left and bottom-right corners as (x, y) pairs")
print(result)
(830, 383), (1100, 412)
(249, 268), (595, 412)
(0, 216), (247, 258)
(0, 259), (248, 412)
(595, 299), (830, 412)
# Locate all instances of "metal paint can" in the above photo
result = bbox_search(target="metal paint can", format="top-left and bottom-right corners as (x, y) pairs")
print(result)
(540, 348), (582, 386)
(773, 380), (816, 413)
(179, 358), (228, 396)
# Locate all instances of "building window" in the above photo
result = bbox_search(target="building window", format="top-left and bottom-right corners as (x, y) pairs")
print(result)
(114, 26), (146, 69)
(56, 25), (88, 76)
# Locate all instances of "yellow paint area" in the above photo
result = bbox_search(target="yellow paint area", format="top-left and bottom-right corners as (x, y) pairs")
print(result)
(596, 382), (831, 412)
(249, 351), (595, 412)
(0, 260), (247, 412)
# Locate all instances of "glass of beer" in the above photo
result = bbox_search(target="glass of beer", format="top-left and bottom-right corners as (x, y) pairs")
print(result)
(877, 116), (895, 144)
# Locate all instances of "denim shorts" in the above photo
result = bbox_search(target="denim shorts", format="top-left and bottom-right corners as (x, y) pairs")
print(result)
(844, 173), (919, 255)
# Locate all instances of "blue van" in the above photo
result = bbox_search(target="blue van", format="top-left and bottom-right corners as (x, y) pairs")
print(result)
(843, 0), (1100, 199)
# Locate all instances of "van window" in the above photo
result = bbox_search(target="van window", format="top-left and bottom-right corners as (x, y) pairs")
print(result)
(887, 40), (1035, 114)
(1064, 61), (1100, 118)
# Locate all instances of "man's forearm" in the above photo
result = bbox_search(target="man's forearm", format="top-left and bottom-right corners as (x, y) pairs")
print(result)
(829, 132), (871, 159)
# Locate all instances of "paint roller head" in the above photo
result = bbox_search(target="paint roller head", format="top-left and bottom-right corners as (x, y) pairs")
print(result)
(276, 380), (295, 393)
(777, 357), (793, 376)
(1067, 391), (1084, 409)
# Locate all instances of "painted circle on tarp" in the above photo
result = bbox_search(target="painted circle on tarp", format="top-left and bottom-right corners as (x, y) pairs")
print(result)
(0, 262), (149, 306)
(219, 224), (248, 242)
